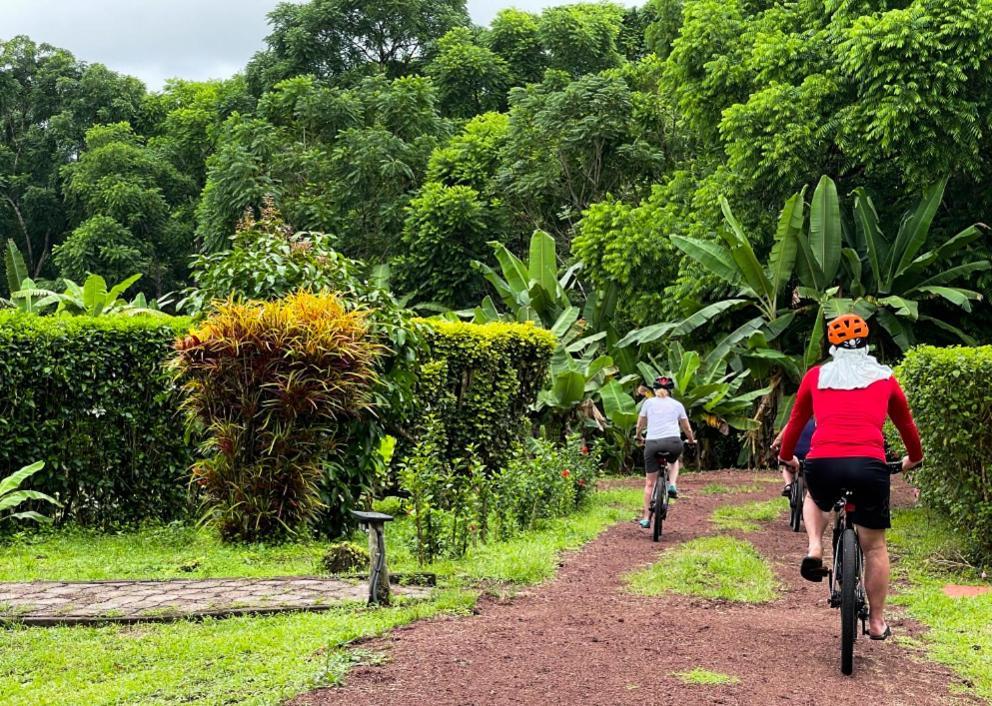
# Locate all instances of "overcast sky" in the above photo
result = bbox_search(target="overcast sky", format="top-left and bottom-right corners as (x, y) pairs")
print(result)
(0, 0), (641, 90)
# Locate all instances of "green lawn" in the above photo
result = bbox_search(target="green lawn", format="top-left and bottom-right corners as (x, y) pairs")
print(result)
(626, 535), (777, 603)
(0, 488), (641, 706)
(888, 506), (992, 700)
(673, 668), (741, 686)
(709, 497), (787, 532)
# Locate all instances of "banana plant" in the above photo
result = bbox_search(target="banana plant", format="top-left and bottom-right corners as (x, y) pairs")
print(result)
(3, 240), (58, 313)
(0, 461), (61, 524)
(792, 175), (989, 353)
(52, 274), (168, 317)
(637, 345), (771, 468)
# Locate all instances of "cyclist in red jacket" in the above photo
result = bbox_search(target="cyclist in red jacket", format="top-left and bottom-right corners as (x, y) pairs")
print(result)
(778, 314), (923, 641)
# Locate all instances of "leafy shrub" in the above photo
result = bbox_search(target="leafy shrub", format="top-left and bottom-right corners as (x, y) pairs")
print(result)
(895, 346), (992, 561)
(399, 425), (600, 564)
(0, 312), (192, 526)
(183, 202), (359, 313)
(173, 291), (380, 542)
(395, 183), (493, 307)
(321, 542), (369, 574)
(399, 415), (488, 564)
(489, 437), (600, 541)
(413, 319), (557, 476)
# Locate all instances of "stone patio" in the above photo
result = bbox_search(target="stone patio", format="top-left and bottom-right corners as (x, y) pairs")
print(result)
(0, 577), (431, 626)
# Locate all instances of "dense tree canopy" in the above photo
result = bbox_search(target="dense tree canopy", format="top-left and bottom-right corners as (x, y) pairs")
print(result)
(246, 0), (471, 92)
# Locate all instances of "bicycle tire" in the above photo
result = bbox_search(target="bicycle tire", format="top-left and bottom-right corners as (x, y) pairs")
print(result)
(790, 474), (804, 532)
(840, 528), (859, 675)
(652, 472), (666, 542)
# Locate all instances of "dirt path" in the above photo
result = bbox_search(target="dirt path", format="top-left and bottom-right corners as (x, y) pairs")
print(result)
(291, 471), (979, 706)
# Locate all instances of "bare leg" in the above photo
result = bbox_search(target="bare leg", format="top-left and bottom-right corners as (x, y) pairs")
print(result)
(668, 460), (680, 488)
(804, 493), (830, 560)
(857, 526), (889, 636)
(781, 467), (795, 486)
(642, 472), (658, 520)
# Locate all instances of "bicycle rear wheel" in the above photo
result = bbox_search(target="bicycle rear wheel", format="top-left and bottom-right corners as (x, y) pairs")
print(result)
(652, 471), (667, 542)
(840, 528), (859, 675)
(790, 474), (804, 532)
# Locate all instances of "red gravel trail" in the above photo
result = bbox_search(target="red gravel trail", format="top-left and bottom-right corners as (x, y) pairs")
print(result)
(291, 471), (979, 706)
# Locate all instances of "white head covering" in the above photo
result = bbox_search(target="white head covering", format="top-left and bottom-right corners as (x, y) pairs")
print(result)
(818, 346), (892, 390)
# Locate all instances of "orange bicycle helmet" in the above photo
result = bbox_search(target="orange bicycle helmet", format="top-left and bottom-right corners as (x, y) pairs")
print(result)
(827, 314), (869, 347)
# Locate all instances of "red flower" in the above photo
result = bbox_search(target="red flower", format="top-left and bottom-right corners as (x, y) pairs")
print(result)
(580, 446), (589, 455)
(561, 469), (570, 478)
(578, 479), (586, 487)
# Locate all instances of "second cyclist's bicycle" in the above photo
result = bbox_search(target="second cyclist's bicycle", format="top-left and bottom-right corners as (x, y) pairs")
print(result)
(647, 456), (669, 542)
(788, 460), (805, 532)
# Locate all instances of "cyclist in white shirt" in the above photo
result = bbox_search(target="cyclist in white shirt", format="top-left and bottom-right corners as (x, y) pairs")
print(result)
(635, 376), (696, 528)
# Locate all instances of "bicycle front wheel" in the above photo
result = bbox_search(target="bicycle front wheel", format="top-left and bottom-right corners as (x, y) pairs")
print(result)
(790, 474), (804, 532)
(652, 472), (666, 542)
(840, 527), (859, 675)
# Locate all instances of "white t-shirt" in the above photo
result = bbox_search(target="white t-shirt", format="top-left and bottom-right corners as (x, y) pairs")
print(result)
(639, 396), (688, 440)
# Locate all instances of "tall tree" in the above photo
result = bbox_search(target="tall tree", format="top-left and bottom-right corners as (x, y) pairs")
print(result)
(427, 28), (510, 118)
(0, 36), (145, 283)
(246, 0), (470, 93)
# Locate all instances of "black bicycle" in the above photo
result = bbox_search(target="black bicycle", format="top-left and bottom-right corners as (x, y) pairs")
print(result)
(647, 458), (669, 542)
(828, 460), (904, 675)
(788, 460), (805, 532)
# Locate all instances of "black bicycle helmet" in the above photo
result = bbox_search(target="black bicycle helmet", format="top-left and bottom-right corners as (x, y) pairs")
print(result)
(652, 376), (675, 391)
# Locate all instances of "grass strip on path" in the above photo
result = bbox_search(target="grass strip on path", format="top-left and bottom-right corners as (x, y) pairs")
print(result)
(673, 668), (741, 686)
(0, 488), (640, 706)
(710, 497), (787, 532)
(887, 506), (992, 700)
(626, 536), (777, 603)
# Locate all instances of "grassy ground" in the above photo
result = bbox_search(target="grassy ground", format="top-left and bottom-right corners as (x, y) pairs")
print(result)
(709, 497), (787, 531)
(0, 487), (641, 706)
(888, 506), (992, 701)
(699, 482), (763, 496)
(626, 535), (777, 603)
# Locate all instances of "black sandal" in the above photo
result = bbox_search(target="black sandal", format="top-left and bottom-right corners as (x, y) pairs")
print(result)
(800, 556), (829, 582)
(869, 625), (892, 641)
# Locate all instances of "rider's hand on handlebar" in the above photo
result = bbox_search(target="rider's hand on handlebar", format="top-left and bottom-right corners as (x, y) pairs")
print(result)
(779, 456), (800, 472)
(901, 455), (923, 473)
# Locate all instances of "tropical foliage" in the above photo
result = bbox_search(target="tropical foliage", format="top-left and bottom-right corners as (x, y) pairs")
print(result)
(0, 462), (60, 525)
(172, 292), (380, 541)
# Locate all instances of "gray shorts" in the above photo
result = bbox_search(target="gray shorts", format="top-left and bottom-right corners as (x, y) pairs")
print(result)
(644, 437), (683, 473)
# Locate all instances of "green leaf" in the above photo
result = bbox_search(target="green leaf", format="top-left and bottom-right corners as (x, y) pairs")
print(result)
(106, 273), (142, 309)
(489, 241), (529, 300)
(4, 239), (28, 294)
(889, 176), (948, 283)
(804, 305), (826, 370)
(550, 306), (580, 339)
(876, 308), (913, 351)
(599, 380), (638, 431)
(878, 295), (920, 320)
(703, 316), (765, 370)
(910, 262), (991, 291)
(670, 235), (741, 286)
(853, 189), (887, 290)
(808, 176), (842, 284)
(550, 370), (586, 407)
(841, 249), (863, 297)
(769, 188), (805, 295)
(917, 314), (977, 345)
(0, 461), (45, 496)
(719, 197), (773, 304)
(8, 511), (53, 524)
(528, 230), (558, 301)
(916, 286), (981, 312)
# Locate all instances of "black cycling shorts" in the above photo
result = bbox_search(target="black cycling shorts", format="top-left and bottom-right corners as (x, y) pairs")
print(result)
(804, 457), (891, 530)
(644, 437), (683, 473)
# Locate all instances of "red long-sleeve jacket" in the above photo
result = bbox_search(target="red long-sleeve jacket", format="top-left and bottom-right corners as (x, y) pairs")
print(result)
(779, 366), (923, 463)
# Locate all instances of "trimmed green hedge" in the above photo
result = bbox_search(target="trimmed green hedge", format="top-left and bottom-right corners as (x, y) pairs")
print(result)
(415, 319), (556, 474)
(0, 312), (193, 527)
(896, 346), (992, 560)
